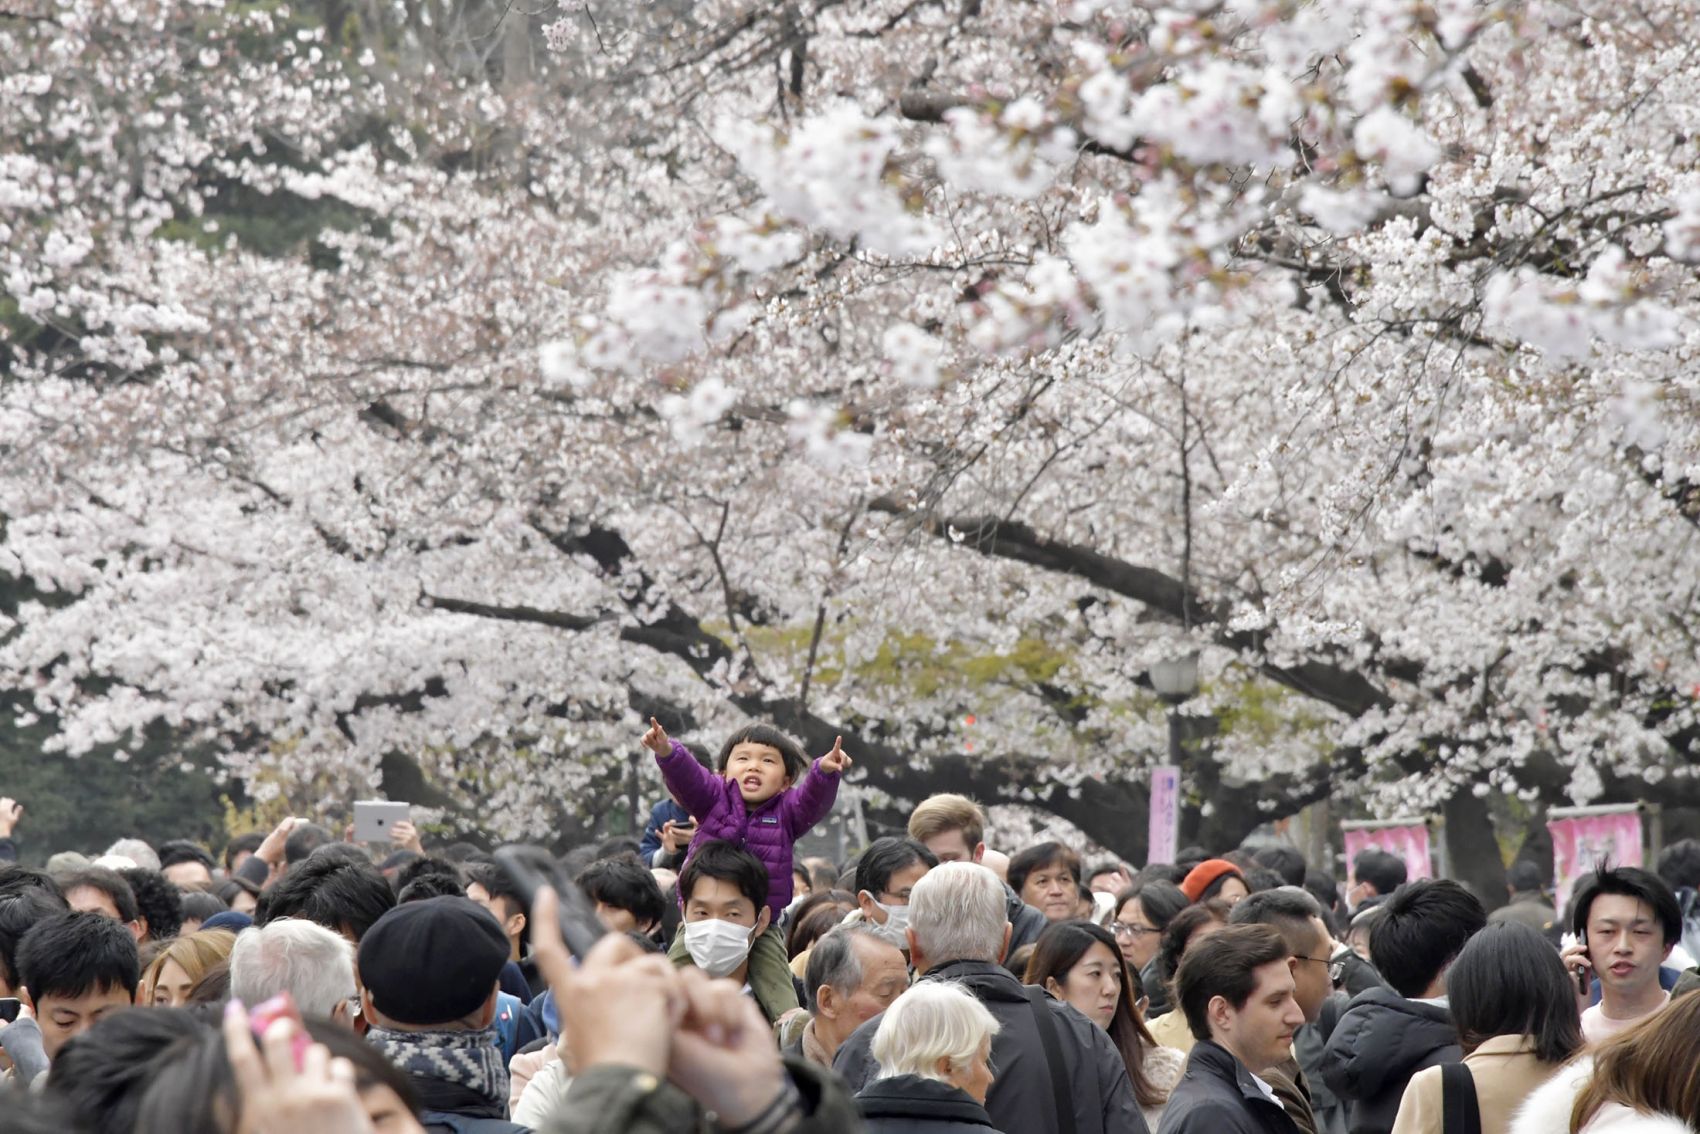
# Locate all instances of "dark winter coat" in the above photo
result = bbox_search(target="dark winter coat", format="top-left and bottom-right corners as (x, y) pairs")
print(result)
(1156, 1041), (1302, 1134)
(857, 1075), (1005, 1134)
(638, 797), (691, 863)
(834, 959), (1149, 1134)
(657, 738), (840, 919)
(1318, 989), (1460, 1134)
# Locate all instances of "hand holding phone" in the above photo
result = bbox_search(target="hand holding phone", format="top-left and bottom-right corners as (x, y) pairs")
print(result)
(1561, 932), (1592, 997)
(248, 993), (312, 1072)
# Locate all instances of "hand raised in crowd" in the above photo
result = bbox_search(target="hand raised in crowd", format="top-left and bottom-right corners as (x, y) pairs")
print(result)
(223, 999), (375, 1134)
(817, 736), (853, 775)
(668, 966), (792, 1129)
(532, 886), (681, 1077)
(641, 717), (671, 757)
(388, 820), (424, 855)
(255, 815), (302, 868)
(0, 797), (20, 838)
(531, 885), (795, 1128)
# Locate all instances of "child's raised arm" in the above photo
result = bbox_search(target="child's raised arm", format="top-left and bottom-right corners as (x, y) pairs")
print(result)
(642, 716), (720, 819)
(784, 735), (850, 836)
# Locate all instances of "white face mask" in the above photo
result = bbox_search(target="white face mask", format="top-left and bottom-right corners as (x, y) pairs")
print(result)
(684, 918), (756, 978)
(872, 899), (911, 948)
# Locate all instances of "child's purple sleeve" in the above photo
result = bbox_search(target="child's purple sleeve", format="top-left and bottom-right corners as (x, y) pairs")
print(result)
(655, 739), (721, 820)
(783, 758), (842, 837)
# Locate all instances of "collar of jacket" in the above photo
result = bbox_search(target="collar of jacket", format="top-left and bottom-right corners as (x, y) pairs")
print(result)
(856, 1074), (995, 1124)
(1194, 1040), (1287, 1108)
(922, 958), (1027, 1002)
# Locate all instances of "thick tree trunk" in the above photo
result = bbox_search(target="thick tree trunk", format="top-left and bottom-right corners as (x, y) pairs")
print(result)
(1443, 789), (1508, 912)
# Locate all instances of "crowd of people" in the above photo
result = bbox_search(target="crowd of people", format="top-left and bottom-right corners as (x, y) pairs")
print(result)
(3, 719), (1700, 1134)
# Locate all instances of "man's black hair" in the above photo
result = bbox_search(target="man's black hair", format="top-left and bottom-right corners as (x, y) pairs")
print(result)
(395, 855), (461, 893)
(854, 837), (939, 900)
(283, 822), (336, 865)
(678, 840), (769, 914)
(1134, 863), (1188, 887)
(594, 836), (641, 862)
(222, 832), (264, 872)
(1175, 846), (1210, 872)
(1353, 848), (1408, 895)
(1229, 887), (1326, 958)
(1243, 867), (1286, 894)
(61, 867), (140, 923)
(1368, 879), (1486, 998)
(0, 864), (64, 901)
(439, 841), (487, 864)
(117, 868), (182, 940)
(1655, 839), (1700, 893)
(304, 842), (375, 867)
(578, 857), (666, 929)
(16, 911), (140, 1004)
(1506, 860), (1545, 894)
(1086, 858), (1130, 882)
(714, 722), (809, 782)
(0, 888), (69, 989)
(1253, 845), (1308, 887)
(462, 859), (530, 948)
(179, 890), (228, 926)
(255, 854), (395, 942)
(1303, 869), (1340, 914)
(44, 1005), (207, 1134)
(1006, 841), (1081, 895)
(1570, 862), (1681, 945)
(156, 841), (216, 872)
(379, 849), (421, 874)
(1446, 921), (1583, 1064)
(396, 874), (466, 903)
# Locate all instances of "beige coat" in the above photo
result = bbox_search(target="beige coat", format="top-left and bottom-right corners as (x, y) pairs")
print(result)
(1392, 1035), (1564, 1134)
(1146, 1006), (1198, 1055)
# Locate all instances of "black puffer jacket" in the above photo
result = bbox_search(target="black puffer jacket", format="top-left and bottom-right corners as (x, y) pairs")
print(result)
(1318, 989), (1460, 1134)
(857, 1075), (1004, 1134)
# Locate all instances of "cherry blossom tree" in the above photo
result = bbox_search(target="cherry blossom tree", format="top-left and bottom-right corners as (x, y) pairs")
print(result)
(2, 0), (1696, 890)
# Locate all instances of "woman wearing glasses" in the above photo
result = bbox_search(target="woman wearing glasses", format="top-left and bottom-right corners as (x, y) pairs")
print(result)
(1110, 880), (1188, 974)
(1024, 919), (1184, 1130)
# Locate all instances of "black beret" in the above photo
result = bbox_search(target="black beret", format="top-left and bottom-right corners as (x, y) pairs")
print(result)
(357, 896), (509, 1026)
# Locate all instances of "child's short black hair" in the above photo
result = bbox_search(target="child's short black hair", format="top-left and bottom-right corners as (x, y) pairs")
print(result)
(16, 911), (140, 1004)
(715, 724), (808, 782)
(578, 858), (667, 929)
(678, 841), (769, 914)
(1571, 862), (1681, 945)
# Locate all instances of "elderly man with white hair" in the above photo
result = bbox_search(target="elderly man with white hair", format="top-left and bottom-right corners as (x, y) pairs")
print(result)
(834, 861), (1150, 1134)
(229, 916), (359, 1025)
(856, 981), (1002, 1134)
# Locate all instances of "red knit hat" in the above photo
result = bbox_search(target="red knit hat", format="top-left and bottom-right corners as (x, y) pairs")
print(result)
(1180, 858), (1244, 903)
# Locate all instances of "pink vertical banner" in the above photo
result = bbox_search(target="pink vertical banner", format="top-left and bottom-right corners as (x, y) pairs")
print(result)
(1148, 765), (1180, 865)
(1550, 811), (1643, 917)
(1344, 823), (1433, 888)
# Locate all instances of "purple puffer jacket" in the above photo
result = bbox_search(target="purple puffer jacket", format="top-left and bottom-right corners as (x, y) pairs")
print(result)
(657, 738), (840, 919)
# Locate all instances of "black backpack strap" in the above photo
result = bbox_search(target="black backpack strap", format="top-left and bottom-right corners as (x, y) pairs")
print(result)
(1023, 986), (1080, 1134)
(1440, 1062), (1481, 1134)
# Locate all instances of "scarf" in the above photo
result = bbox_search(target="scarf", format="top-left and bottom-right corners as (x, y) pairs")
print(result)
(366, 1026), (509, 1113)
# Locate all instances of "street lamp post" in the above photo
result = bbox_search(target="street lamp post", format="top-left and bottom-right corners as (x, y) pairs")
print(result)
(1149, 652), (1200, 767)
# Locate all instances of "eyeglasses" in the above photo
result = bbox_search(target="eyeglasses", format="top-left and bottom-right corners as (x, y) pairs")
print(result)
(1111, 921), (1160, 940)
(1293, 955), (1346, 983)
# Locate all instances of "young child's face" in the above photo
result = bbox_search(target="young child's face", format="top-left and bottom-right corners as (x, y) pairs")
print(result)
(725, 741), (793, 804)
